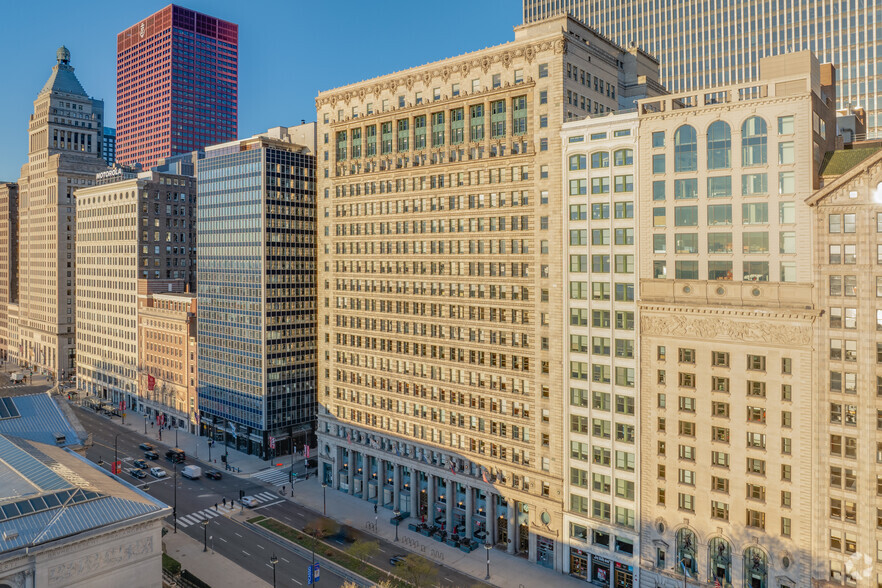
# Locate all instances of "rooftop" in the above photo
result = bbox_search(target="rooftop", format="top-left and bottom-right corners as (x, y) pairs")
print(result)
(0, 393), (83, 448)
(819, 146), (882, 177)
(39, 46), (87, 97)
(0, 435), (168, 554)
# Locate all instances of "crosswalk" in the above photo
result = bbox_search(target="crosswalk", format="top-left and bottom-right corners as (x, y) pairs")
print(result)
(175, 491), (280, 527)
(252, 467), (292, 487)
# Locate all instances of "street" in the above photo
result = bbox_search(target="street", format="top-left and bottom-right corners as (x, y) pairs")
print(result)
(72, 404), (486, 588)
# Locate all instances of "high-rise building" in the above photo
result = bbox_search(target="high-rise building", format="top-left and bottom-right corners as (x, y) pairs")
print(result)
(562, 112), (640, 584)
(635, 52), (836, 588)
(808, 146), (882, 588)
(75, 169), (196, 411)
(103, 126), (116, 166)
(197, 124), (316, 459)
(116, 4), (238, 169)
(315, 15), (659, 573)
(17, 47), (108, 379)
(0, 182), (17, 362)
(138, 291), (198, 432)
(523, 0), (882, 139)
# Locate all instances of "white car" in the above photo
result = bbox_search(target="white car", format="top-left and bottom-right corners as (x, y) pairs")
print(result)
(149, 467), (167, 478)
(240, 495), (259, 508)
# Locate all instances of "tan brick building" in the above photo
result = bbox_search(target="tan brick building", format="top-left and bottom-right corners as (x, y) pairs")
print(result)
(315, 15), (658, 572)
(806, 147), (882, 587)
(75, 170), (196, 412)
(17, 47), (108, 379)
(138, 291), (197, 432)
(636, 52), (836, 588)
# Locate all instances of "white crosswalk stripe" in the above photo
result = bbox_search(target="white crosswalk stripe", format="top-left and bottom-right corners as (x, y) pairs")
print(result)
(174, 496), (277, 527)
(251, 468), (291, 487)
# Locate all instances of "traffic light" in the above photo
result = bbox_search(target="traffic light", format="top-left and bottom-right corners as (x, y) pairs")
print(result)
(221, 454), (227, 463)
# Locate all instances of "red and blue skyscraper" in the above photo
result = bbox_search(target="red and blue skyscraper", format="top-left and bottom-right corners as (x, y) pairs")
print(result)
(116, 5), (238, 168)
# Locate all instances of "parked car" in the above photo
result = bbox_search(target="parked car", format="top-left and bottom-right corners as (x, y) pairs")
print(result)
(128, 468), (146, 479)
(133, 459), (148, 469)
(240, 496), (259, 507)
(139, 442), (154, 451)
(149, 467), (166, 478)
(389, 555), (407, 566)
(204, 470), (222, 480)
(144, 451), (159, 460)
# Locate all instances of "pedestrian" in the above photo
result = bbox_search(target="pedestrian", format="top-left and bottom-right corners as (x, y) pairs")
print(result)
(215, 503), (218, 511)
(223, 497), (226, 507)
(282, 485), (286, 493)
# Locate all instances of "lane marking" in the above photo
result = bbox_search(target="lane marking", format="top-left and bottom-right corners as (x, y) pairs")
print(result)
(256, 544), (265, 550)
(265, 563), (273, 569)
(242, 551), (251, 556)
(296, 513), (305, 518)
(378, 548), (386, 553)
(235, 532), (243, 538)
(219, 537), (228, 543)
(280, 557), (290, 564)
(291, 579), (302, 585)
(255, 500), (285, 509)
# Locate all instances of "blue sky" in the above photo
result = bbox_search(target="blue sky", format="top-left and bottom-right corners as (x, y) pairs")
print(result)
(0, 0), (520, 181)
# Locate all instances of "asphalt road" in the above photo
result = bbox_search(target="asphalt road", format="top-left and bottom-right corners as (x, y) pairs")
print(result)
(73, 404), (489, 588)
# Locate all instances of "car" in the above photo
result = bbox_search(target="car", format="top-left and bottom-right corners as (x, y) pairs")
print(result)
(133, 459), (148, 469)
(240, 496), (259, 508)
(139, 442), (154, 451)
(149, 467), (166, 478)
(389, 555), (407, 566)
(128, 468), (146, 479)
(144, 451), (159, 460)
(204, 470), (222, 480)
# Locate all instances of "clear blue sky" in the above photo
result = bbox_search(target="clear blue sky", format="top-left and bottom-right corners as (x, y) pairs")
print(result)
(0, 0), (520, 181)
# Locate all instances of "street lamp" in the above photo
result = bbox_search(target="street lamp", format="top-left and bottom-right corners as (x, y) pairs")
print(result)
(484, 542), (492, 580)
(173, 461), (178, 533)
(393, 508), (401, 542)
(270, 553), (278, 588)
(322, 481), (327, 516)
(202, 519), (209, 552)
(113, 434), (120, 476)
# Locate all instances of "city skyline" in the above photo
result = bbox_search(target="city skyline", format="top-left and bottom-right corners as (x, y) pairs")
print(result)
(0, 0), (519, 181)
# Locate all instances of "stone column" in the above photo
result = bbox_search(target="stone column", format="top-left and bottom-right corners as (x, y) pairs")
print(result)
(348, 449), (357, 496)
(332, 445), (341, 490)
(464, 484), (473, 540)
(377, 457), (385, 505)
(528, 529), (537, 563)
(445, 478), (454, 532)
(507, 502), (516, 554)
(487, 494), (496, 544)
(426, 473), (435, 522)
(393, 463), (401, 512)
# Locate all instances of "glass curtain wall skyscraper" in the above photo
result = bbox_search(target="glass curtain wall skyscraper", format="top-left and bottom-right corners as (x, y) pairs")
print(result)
(197, 126), (316, 460)
(523, 0), (881, 137)
(116, 5), (238, 169)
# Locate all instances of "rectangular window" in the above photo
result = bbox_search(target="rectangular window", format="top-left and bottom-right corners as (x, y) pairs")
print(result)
(707, 176), (732, 198)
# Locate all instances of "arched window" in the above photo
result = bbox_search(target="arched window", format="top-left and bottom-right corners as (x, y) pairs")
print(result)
(569, 154), (586, 170)
(676, 528), (698, 575)
(614, 148), (633, 166)
(743, 546), (768, 588)
(708, 537), (732, 584)
(742, 116), (768, 166)
(707, 121), (731, 169)
(674, 125), (697, 172)
(590, 152), (609, 168)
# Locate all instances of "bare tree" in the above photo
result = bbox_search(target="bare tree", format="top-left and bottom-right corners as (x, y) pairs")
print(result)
(347, 539), (379, 569)
(395, 554), (437, 588)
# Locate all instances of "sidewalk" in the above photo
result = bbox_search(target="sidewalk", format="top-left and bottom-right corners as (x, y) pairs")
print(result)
(285, 477), (586, 588)
(163, 522), (270, 588)
(73, 399), (271, 476)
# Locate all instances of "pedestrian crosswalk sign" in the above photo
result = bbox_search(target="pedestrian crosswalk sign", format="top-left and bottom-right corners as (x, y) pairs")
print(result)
(314, 563), (320, 580)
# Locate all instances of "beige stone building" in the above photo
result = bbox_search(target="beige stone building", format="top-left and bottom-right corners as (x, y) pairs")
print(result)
(16, 47), (108, 379)
(138, 291), (197, 432)
(75, 170), (196, 414)
(636, 52), (836, 588)
(806, 147), (882, 587)
(0, 182), (18, 362)
(315, 15), (658, 572)
(562, 111), (642, 585)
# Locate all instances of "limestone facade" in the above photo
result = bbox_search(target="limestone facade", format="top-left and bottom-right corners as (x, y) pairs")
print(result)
(315, 15), (658, 573)
(0, 182), (17, 362)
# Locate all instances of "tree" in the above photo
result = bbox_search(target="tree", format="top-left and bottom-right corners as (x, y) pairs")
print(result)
(347, 539), (379, 569)
(396, 554), (437, 588)
(305, 517), (340, 540)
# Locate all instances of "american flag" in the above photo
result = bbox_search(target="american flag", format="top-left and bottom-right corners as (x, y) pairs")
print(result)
(714, 579), (722, 588)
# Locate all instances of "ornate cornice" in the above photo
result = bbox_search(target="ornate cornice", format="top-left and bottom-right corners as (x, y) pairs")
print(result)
(316, 37), (565, 110)
(640, 307), (815, 346)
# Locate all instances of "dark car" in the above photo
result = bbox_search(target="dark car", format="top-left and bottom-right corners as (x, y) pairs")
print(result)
(144, 451), (159, 460)
(128, 468), (146, 479)
(389, 555), (406, 566)
(133, 459), (148, 469)
(139, 442), (154, 451)
(204, 470), (222, 480)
